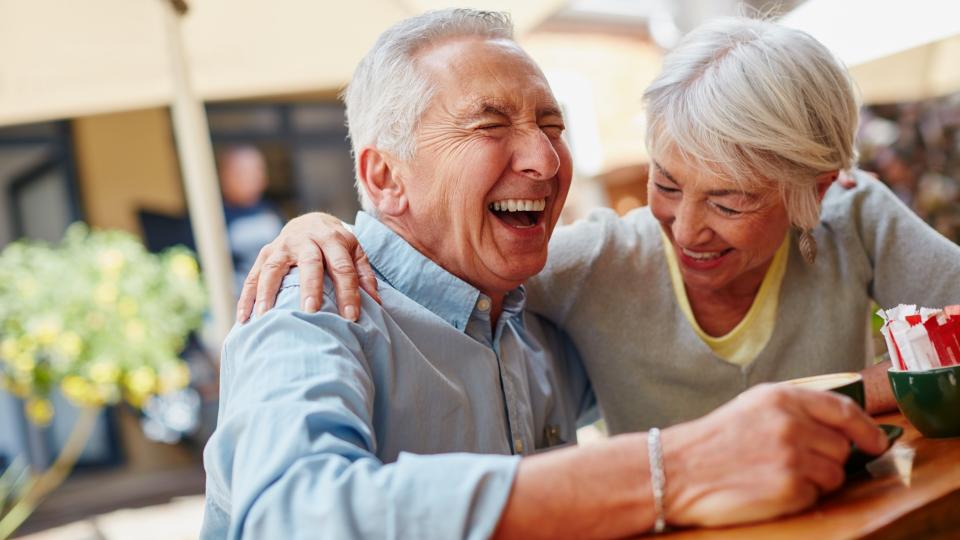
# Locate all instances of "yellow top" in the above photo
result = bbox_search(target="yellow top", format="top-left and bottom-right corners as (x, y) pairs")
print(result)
(660, 229), (790, 366)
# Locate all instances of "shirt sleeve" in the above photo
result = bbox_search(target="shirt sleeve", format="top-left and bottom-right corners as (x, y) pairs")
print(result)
(836, 171), (960, 307)
(203, 281), (520, 540)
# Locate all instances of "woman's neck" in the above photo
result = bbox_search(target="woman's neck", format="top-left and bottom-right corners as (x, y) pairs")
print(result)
(685, 264), (769, 337)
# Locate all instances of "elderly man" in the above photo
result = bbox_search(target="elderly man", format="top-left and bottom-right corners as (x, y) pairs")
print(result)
(203, 9), (886, 539)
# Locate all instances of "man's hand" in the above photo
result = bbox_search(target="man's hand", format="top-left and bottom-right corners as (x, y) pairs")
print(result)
(662, 384), (889, 527)
(236, 212), (380, 323)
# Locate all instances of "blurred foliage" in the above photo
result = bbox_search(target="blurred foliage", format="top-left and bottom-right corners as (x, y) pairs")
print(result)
(859, 93), (960, 243)
(0, 223), (206, 425)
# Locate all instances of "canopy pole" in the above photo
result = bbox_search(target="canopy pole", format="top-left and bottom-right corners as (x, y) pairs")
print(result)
(161, 0), (235, 346)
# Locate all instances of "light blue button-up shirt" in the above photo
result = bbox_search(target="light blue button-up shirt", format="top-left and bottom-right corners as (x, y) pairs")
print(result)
(202, 212), (595, 539)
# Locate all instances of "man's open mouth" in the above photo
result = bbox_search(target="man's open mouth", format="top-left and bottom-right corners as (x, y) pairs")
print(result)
(488, 198), (546, 229)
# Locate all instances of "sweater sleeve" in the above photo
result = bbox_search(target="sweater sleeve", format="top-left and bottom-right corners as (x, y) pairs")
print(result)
(830, 171), (960, 309)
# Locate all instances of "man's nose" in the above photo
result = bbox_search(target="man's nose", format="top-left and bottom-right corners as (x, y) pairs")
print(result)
(512, 128), (560, 180)
(672, 200), (711, 246)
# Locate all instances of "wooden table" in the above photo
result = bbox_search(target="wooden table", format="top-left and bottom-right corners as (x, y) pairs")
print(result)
(662, 413), (960, 539)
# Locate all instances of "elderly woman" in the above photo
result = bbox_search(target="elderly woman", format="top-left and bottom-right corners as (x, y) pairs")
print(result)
(236, 17), (960, 433)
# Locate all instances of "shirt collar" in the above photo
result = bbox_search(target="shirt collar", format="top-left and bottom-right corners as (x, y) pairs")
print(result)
(355, 212), (527, 331)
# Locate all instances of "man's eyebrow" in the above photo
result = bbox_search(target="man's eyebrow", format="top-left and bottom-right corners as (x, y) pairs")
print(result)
(461, 100), (564, 123)
(462, 100), (514, 121)
(538, 105), (564, 120)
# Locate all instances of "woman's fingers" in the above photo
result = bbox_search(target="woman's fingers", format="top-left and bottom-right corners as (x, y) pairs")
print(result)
(237, 213), (375, 322)
(254, 252), (295, 316)
(318, 240), (362, 321)
(793, 418), (852, 465)
(355, 247), (382, 305)
(296, 247), (327, 314)
(237, 247), (269, 323)
(795, 390), (888, 456)
(798, 449), (846, 494)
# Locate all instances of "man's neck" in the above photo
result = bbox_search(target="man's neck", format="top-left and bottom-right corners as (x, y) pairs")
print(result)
(379, 215), (510, 331)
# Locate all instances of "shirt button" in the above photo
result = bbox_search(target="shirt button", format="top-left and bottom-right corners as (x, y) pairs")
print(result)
(513, 438), (524, 454)
(476, 297), (491, 312)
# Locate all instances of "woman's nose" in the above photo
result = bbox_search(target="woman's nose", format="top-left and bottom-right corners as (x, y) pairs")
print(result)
(672, 202), (710, 246)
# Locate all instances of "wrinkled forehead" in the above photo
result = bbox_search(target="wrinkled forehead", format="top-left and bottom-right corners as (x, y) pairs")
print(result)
(417, 37), (560, 119)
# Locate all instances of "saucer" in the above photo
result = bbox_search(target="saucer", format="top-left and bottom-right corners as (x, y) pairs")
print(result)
(844, 424), (903, 476)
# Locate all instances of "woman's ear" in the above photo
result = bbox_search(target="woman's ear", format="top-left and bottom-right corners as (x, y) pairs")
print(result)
(814, 170), (839, 203)
(357, 147), (407, 216)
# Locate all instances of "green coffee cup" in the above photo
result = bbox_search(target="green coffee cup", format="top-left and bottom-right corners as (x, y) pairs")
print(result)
(888, 365), (960, 438)
(783, 372), (865, 409)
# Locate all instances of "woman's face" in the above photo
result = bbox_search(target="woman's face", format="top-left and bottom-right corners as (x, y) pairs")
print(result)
(648, 148), (791, 297)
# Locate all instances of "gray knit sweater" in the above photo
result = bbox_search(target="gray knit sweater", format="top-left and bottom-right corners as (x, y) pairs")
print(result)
(526, 174), (960, 433)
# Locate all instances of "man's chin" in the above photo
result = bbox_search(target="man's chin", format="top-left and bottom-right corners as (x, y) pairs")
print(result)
(490, 254), (548, 287)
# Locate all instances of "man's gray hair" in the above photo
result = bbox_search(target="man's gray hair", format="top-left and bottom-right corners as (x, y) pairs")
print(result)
(643, 16), (860, 235)
(343, 9), (514, 212)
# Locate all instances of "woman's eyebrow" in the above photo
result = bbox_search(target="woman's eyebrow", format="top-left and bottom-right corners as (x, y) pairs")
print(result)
(654, 161), (760, 201)
(653, 161), (677, 183)
(705, 189), (761, 201)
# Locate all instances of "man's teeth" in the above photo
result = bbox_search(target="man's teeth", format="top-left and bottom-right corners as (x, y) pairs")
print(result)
(681, 247), (725, 260)
(489, 199), (546, 212)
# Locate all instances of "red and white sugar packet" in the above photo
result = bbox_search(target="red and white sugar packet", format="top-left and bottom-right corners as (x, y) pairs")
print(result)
(879, 304), (960, 371)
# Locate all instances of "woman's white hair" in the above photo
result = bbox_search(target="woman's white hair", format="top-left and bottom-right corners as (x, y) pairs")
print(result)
(343, 9), (514, 212)
(643, 16), (859, 245)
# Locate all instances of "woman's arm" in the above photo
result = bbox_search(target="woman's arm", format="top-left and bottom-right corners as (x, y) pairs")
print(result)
(861, 359), (897, 414)
(851, 174), (960, 308)
(838, 174), (960, 412)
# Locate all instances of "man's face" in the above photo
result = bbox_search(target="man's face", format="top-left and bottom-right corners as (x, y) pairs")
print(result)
(392, 38), (573, 297)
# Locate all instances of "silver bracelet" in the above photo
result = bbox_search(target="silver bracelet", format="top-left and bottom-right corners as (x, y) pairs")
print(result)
(647, 427), (666, 533)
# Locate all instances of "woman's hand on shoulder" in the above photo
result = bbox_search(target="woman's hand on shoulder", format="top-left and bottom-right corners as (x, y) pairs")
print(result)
(236, 212), (380, 323)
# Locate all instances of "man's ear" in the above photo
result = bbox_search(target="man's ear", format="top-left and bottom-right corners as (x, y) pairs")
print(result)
(814, 170), (839, 203)
(357, 147), (407, 216)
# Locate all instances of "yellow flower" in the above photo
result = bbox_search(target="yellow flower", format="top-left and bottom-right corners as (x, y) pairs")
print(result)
(89, 360), (120, 385)
(97, 248), (126, 275)
(62, 375), (100, 406)
(158, 363), (191, 394)
(13, 353), (35, 373)
(94, 282), (118, 305)
(25, 398), (54, 426)
(95, 383), (120, 405)
(31, 318), (62, 346)
(125, 320), (146, 343)
(1, 338), (18, 360)
(3, 378), (29, 398)
(125, 366), (156, 397)
(170, 253), (199, 282)
(54, 332), (83, 359)
(118, 296), (139, 317)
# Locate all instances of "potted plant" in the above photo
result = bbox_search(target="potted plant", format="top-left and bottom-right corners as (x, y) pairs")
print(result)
(0, 223), (206, 537)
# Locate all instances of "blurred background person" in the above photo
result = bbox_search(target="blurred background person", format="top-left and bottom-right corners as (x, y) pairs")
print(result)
(217, 145), (284, 295)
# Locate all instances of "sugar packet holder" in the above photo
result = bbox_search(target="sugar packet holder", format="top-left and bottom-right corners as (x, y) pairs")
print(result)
(878, 304), (960, 371)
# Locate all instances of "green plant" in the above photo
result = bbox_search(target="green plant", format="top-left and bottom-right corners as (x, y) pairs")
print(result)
(0, 223), (206, 538)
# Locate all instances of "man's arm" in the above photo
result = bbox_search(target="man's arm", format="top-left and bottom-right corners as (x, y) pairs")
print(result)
(207, 284), (518, 539)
